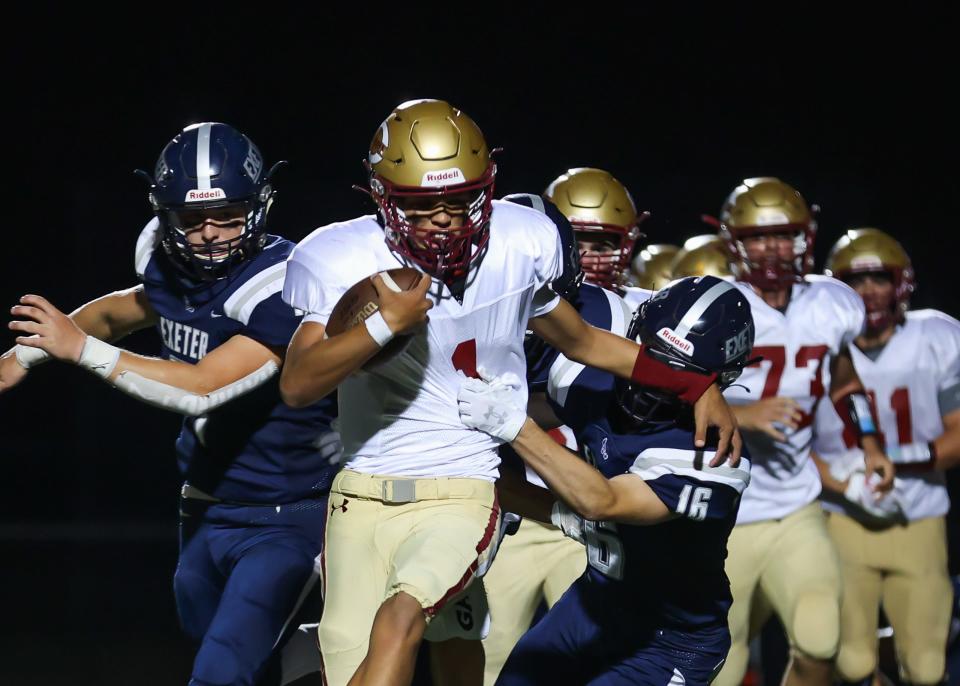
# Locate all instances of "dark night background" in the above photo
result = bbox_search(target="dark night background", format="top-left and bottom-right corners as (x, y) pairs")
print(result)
(1, 9), (956, 685)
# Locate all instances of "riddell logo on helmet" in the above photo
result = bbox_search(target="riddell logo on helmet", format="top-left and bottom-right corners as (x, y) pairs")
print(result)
(850, 256), (884, 271)
(657, 327), (694, 356)
(185, 189), (227, 202)
(421, 168), (466, 187)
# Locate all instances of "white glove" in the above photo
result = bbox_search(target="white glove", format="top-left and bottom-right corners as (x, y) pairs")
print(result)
(828, 448), (866, 483)
(844, 471), (903, 521)
(550, 501), (586, 544)
(457, 375), (527, 442)
(314, 430), (344, 466)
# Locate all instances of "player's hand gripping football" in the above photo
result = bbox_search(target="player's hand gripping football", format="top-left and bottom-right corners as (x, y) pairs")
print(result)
(9, 295), (87, 363)
(730, 396), (803, 442)
(695, 384), (743, 468)
(371, 271), (433, 336)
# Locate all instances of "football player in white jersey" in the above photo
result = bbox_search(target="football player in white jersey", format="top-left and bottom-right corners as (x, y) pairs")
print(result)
(711, 178), (895, 686)
(811, 228), (960, 686)
(278, 100), (741, 686)
(544, 167), (653, 311)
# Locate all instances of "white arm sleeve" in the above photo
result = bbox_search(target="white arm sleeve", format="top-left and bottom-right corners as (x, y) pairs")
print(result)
(112, 360), (279, 416)
(14, 341), (51, 368)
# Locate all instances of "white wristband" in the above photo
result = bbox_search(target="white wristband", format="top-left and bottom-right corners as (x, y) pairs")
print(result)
(78, 336), (121, 379)
(889, 442), (932, 465)
(364, 311), (395, 348)
(14, 341), (51, 369)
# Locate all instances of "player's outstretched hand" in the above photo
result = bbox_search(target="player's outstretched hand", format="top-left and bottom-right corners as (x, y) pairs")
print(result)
(458, 375), (527, 442)
(730, 396), (802, 442)
(372, 272), (433, 336)
(694, 384), (742, 468)
(9, 295), (86, 363)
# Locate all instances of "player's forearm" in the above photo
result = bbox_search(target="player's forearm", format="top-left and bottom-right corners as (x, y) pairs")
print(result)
(933, 436), (960, 470)
(563, 326), (639, 379)
(730, 403), (758, 430)
(280, 325), (380, 408)
(70, 287), (156, 342)
(511, 418), (617, 521)
(811, 451), (847, 496)
(532, 302), (715, 403)
(106, 352), (232, 394)
(496, 464), (555, 524)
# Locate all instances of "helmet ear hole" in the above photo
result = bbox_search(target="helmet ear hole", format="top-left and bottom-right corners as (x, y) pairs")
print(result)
(258, 184), (272, 202)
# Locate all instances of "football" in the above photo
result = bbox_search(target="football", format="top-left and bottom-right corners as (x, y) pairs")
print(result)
(325, 267), (424, 369)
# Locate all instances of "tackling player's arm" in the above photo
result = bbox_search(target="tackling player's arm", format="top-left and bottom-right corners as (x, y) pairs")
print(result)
(529, 298), (741, 463)
(510, 417), (672, 524)
(9, 294), (281, 416)
(459, 380), (672, 524)
(495, 460), (555, 524)
(1, 286), (156, 393)
(829, 347), (895, 490)
(279, 274), (432, 408)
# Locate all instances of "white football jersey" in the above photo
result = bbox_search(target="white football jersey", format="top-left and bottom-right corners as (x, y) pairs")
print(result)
(724, 276), (865, 524)
(621, 285), (651, 312)
(814, 310), (960, 521)
(282, 200), (563, 480)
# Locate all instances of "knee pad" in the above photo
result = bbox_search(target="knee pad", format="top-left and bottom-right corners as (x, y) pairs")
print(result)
(836, 645), (877, 683)
(791, 589), (840, 660)
(900, 649), (947, 686)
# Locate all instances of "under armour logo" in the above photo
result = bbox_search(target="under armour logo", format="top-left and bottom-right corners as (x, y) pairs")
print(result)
(483, 407), (507, 428)
(330, 498), (349, 515)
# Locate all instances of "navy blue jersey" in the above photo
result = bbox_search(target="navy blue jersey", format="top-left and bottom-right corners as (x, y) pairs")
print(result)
(526, 283), (633, 391)
(135, 218), (338, 504)
(501, 283), (634, 479)
(543, 301), (751, 630)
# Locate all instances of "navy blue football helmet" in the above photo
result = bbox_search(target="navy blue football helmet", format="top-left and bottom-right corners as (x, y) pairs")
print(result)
(617, 275), (755, 425)
(136, 122), (284, 282)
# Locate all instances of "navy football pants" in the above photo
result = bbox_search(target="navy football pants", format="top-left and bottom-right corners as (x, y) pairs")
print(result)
(496, 575), (730, 686)
(175, 494), (327, 686)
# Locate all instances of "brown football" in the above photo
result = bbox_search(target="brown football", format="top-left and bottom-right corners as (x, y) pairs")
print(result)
(325, 267), (424, 369)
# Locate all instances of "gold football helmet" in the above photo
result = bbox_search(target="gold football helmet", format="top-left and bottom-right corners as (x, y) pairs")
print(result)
(671, 236), (731, 279)
(630, 244), (681, 290)
(366, 99), (495, 278)
(545, 168), (647, 290)
(716, 177), (817, 290)
(826, 228), (914, 330)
